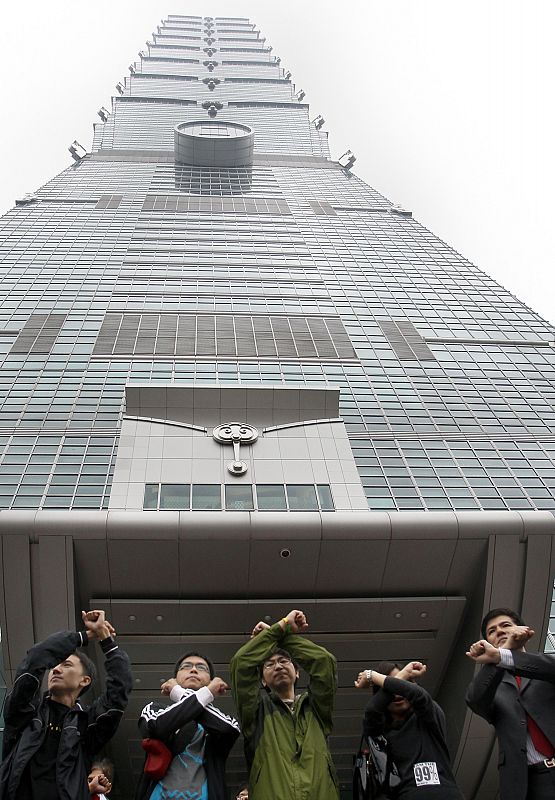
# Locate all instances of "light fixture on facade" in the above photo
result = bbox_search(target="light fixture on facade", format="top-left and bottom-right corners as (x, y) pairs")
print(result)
(339, 150), (356, 171)
(390, 204), (413, 218)
(68, 141), (87, 161)
(15, 194), (38, 206)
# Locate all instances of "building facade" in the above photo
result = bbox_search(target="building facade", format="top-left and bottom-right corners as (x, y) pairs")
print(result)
(0, 13), (555, 798)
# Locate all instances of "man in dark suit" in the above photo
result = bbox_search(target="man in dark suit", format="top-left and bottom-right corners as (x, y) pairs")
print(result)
(466, 607), (555, 800)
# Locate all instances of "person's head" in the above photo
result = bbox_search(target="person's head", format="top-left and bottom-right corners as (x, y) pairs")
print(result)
(260, 648), (299, 694)
(374, 660), (411, 720)
(173, 651), (215, 689)
(48, 650), (96, 699)
(88, 758), (114, 795)
(236, 786), (249, 800)
(481, 608), (524, 646)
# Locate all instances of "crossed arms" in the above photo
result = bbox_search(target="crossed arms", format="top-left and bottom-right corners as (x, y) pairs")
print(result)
(230, 609), (337, 740)
(2, 610), (132, 758)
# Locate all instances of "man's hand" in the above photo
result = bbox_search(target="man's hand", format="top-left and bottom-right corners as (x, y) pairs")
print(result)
(83, 609), (105, 629)
(281, 609), (308, 634)
(82, 609), (116, 641)
(251, 621), (271, 638)
(354, 671), (371, 690)
(207, 677), (229, 697)
(397, 661), (427, 681)
(505, 625), (534, 650)
(466, 639), (501, 664)
(160, 678), (178, 696)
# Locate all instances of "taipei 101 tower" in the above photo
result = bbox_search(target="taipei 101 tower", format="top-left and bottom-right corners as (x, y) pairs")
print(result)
(0, 13), (554, 799)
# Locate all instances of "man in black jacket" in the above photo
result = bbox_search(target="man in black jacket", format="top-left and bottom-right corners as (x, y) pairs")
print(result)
(136, 651), (240, 800)
(0, 609), (132, 800)
(466, 606), (555, 800)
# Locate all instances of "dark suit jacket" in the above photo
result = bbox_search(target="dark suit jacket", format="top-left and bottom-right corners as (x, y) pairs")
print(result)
(466, 651), (555, 800)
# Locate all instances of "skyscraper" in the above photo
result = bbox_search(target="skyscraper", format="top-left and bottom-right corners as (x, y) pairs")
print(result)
(0, 12), (554, 798)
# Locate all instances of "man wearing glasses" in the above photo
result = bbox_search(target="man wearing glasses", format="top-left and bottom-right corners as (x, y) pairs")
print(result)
(230, 609), (339, 800)
(136, 652), (240, 800)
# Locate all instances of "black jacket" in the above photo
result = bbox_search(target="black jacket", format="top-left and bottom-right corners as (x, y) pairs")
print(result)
(135, 686), (240, 800)
(365, 677), (463, 799)
(466, 650), (555, 800)
(0, 629), (132, 800)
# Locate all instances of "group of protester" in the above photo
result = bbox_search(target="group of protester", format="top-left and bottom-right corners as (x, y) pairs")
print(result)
(0, 605), (553, 800)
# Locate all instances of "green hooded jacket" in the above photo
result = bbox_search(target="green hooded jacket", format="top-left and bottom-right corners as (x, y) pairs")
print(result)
(230, 621), (340, 800)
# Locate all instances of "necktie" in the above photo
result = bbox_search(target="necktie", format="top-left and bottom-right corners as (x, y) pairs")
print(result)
(515, 675), (554, 757)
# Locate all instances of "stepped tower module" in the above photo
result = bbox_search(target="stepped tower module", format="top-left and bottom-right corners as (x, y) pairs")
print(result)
(0, 13), (554, 798)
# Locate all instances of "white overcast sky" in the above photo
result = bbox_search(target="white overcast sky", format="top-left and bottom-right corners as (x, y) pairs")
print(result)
(1, 1), (554, 325)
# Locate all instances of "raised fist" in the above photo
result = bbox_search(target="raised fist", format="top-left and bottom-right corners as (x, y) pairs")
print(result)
(354, 671), (371, 690)
(160, 678), (178, 696)
(88, 771), (112, 793)
(505, 625), (534, 650)
(466, 639), (501, 664)
(82, 610), (115, 641)
(398, 661), (427, 680)
(284, 609), (308, 633)
(208, 677), (229, 697)
(251, 621), (271, 639)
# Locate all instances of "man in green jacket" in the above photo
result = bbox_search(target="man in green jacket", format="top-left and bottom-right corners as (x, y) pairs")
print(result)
(230, 608), (340, 800)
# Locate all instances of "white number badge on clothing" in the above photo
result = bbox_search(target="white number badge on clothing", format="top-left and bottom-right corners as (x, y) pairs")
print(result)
(413, 762), (440, 787)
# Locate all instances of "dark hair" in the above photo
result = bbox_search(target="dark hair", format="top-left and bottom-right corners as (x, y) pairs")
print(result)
(372, 661), (399, 694)
(173, 651), (215, 680)
(481, 608), (524, 640)
(91, 757), (114, 783)
(258, 648), (299, 679)
(74, 650), (97, 696)
(236, 786), (249, 796)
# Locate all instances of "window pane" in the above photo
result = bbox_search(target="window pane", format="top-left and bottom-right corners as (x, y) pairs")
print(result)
(286, 484), (318, 511)
(317, 484), (334, 511)
(225, 484), (254, 511)
(160, 483), (190, 510)
(143, 483), (159, 510)
(192, 484), (221, 510)
(256, 484), (287, 511)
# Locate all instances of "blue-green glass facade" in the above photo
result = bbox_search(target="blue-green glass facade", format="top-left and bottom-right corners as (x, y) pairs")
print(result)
(0, 12), (554, 518)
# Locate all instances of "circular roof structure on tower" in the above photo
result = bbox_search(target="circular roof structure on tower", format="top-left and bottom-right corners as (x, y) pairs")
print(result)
(174, 120), (254, 167)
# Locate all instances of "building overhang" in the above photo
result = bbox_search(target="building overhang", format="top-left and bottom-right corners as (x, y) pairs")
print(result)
(0, 508), (553, 794)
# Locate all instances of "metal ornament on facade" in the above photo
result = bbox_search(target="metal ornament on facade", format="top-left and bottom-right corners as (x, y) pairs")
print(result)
(212, 423), (259, 476)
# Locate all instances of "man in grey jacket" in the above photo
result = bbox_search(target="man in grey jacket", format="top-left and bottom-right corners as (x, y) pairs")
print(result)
(466, 607), (555, 800)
